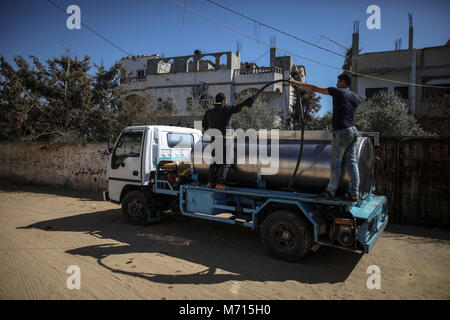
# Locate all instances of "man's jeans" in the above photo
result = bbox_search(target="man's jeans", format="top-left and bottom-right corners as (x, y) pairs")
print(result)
(207, 137), (231, 185)
(325, 126), (360, 197)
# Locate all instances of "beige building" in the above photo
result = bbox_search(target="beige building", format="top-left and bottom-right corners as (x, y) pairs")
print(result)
(349, 18), (450, 125)
(119, 48), (306, 127)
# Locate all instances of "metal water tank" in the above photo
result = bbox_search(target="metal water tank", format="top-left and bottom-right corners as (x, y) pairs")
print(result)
(191, 130), (375, 195)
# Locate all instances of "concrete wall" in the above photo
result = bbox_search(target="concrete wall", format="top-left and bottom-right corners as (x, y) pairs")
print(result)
(124, 68), (291, 116)
(358, 50), (412, 72)
(121, 50), (298, 117)
(415, 45), (450, 116)
(0, 142), (108, 192)
(120, 55), (160, 77)
(356, 70), (410, 97)
(355, 45), (450, 116)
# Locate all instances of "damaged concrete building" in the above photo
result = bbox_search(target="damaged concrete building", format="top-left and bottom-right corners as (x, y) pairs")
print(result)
(120, 48), (305, 127)
(349, 17), (450, 132)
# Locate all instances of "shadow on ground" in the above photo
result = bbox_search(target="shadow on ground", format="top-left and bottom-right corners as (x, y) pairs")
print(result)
(19, 208), (363, 286)
(11, 182), (450, 286)
(384, 224), (450, 243)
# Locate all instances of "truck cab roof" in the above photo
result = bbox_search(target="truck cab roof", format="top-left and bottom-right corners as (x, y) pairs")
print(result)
(123, 125), (202, 134)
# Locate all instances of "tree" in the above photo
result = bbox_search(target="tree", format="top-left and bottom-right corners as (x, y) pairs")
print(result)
(0, 56), (33, 140)
(111, 93), (154, 138)
(342, 48), (352, 71)
(355, 91), (428, 137)
(307, 111), (332, 130)
(0, 53), (155, 144)
(231, 90), (280, 130)
(425, 95), (450, 137)
(286, 67), (322, 130)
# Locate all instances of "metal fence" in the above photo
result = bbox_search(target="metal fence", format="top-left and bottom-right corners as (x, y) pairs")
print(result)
(374, 137), (450, 229)
(233, 66), (283, 76)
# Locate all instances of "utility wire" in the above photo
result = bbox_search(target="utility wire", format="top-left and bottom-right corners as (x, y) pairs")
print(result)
(47, 0), (131, 57)
(47, 0), (450, 91)
(317, 35), (348, 51)
(172, 0), (450, 89)
(47, 0), (194, 96)
(181, 0), (186, 30)
(252, 50), (270, 63)
(205, 0), (346, 58)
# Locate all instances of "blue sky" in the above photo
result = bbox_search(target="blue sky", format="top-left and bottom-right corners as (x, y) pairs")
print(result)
(1, 0), (449, 114)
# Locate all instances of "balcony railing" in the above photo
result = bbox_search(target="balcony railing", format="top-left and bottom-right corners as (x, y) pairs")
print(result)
(126, 76), (147, 83)
(234, 66), (283, 76)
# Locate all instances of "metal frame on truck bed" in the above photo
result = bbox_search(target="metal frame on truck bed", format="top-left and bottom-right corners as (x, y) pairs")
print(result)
(153, 158), (388, 261)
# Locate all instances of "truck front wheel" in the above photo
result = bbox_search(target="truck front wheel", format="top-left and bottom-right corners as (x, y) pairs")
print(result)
(261, 210), (313, 262)
(122, 190), (148, 225)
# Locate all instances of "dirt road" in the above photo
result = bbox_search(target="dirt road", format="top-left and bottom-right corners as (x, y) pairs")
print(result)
(0, 182), (449, 300)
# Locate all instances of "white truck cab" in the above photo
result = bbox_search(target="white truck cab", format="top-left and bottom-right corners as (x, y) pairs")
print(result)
(103, 125), (202, 206)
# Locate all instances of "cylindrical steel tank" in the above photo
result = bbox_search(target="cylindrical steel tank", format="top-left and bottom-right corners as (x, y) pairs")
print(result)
(191, 130), (375, 195)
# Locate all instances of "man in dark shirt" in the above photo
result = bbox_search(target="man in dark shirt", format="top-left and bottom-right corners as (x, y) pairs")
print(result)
(291, 73), (360, 202)
(202, 92), (258, 190)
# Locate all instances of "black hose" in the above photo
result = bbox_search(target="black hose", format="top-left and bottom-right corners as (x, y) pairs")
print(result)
(288, 86), (304, 190)
(251, 79), (305, 191)
(254, 79), (293, 97)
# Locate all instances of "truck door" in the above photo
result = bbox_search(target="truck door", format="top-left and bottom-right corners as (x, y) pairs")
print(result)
(108, 130), (144, 201)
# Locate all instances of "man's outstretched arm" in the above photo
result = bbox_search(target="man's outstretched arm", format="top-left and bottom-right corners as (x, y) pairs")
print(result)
(291, 80), (329, 95)
(230, 93), (260, 114)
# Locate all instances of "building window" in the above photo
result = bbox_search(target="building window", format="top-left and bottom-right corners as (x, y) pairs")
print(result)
(394, 86), (409, 100)
(186, 94), (213, 113)
(137, 69), (145, 78)
(199, 94), (214, 110)
(186, 97), (193, 111)
(157, 97), (176, 113)
(423, 83), (450, 100)
(365, 87), (388, 99)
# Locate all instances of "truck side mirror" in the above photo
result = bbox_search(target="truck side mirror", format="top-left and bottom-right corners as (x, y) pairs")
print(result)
(108, 135), (115, 153)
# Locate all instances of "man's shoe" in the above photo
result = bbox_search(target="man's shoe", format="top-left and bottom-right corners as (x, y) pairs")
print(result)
(343, 192), (358, 203)
(215, 184), (227, 190)
(314, 191), (333, 201)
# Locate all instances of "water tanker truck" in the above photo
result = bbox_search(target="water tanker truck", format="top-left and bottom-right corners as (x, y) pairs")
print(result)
(103, 125), (388, 261)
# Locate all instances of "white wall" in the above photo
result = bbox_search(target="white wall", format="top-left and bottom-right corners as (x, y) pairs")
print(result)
(123, 65), (293, 115)
(357, 70), (411, 97)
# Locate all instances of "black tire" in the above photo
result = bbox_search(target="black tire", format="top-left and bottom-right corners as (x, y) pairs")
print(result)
(260, 210), (313, 262)
(121, 190), (148, 225)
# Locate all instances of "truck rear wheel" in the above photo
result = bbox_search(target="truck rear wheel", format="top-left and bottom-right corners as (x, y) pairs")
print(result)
(122, 190), (148, 225)
(261, 210), (312, 262)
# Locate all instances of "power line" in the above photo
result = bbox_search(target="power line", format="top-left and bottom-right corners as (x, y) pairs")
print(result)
(172, 0), (450, 90)
(46, 0), (194, 96)
(205, 0), (346, 58)
(316, 35), (348, 51)
(47, 0), (131, 57)
(181, 0), (186, 30)
(252, 50), (270, 63)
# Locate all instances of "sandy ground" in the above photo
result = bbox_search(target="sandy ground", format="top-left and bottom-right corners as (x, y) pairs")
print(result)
(0, 182), (449, 300)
